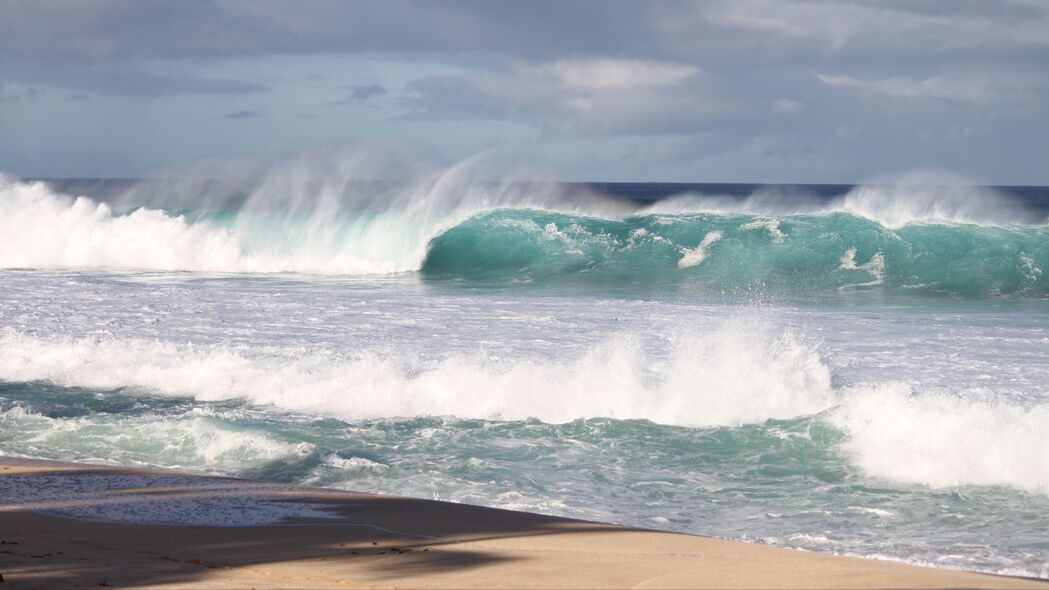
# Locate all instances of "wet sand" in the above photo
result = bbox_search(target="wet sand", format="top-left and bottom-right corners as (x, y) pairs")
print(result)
(0, 457), (1044, 589)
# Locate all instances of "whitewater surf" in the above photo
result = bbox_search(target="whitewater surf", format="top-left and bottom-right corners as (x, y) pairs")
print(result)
(2, 170), (1048, 579)
(3, 173), (1047, 297)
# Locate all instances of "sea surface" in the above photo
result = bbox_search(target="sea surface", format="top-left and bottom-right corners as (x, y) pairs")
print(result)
(1, 170), (1048, 577)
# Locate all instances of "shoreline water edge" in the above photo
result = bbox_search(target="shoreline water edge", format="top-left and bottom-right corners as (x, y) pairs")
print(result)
(1, 456), (1046, 589)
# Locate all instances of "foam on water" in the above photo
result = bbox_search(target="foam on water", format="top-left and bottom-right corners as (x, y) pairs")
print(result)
(677, 231), (722, 268)
(0, 322), (833, 427)
(0, 155), (619, 275)
(0, 176), (245, 272)
(5, 322), (1049, 497)
(2, 170), (1048, 298)
(832, 384), (1049, 494)
(0, 403), (312, 473)
(3, 160), (1049, 576)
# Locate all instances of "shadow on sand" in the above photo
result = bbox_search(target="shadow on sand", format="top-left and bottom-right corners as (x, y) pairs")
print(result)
(0, 460), (626, 588)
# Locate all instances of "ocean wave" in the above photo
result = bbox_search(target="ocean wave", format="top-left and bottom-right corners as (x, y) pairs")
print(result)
(2, 173), (1047, 297)
(648, 184), (1042, 228)
(422, 209), (1048, 296)
(4, 326), (1049, 496)
(831, 384), (1049, 495)
(0, 167), (615, 275)
(0, 323), (833, 428)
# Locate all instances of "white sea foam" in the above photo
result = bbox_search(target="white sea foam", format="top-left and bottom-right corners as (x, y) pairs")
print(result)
(0, 176), (246, 272)
(838, 247), (885, 288)
(3, 162), (1042, 277)
(1, 403), (311, 474)
(740, 218), (785, 243)
(4, 322), (1048, 496)
(677, 231), (723, 268)
(0, 150), (624, 274)
(0, 322), (834, 428)
(6, 325), (1048, 495)
(831, 384), (1049, 494)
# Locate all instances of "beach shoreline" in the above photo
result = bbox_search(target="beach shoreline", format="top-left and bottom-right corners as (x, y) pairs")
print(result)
(0, 456), (1044, 589)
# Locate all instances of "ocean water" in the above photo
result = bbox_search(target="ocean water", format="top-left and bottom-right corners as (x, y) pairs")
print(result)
(1, 169), (1048, 578)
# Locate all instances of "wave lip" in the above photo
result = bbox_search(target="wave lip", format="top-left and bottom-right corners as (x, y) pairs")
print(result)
(835, 184), (1038, 228)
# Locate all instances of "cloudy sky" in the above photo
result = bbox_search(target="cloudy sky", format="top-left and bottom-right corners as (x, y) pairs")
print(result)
(2, 0), (1048, 183)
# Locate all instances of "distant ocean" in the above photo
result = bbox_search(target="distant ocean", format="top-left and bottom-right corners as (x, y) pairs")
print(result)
(2, 172), (1048, 578)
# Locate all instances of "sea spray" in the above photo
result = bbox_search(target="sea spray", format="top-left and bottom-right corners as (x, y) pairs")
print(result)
(830, 384), (1049, 494)
(5, 152), (1049, 578)
(3, 263), (1049, 577)
(0, 320), (833, 427)
(2, 173), (1047, 296)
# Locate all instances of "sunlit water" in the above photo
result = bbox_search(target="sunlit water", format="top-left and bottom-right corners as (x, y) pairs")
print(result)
(2, 173), (1048, 577)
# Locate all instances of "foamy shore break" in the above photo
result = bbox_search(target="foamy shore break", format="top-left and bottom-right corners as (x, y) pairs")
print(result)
(0, 457), (1043, 589)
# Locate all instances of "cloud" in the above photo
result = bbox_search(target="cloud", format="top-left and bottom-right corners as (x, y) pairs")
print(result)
(0, 62), (269, 96)
(102, 72), (267, 97)
(3, 1), (1046, 68)
(667, 0), (1049, 64)
(524, 59), (699, 90)
(0, 1), (646, 62)
(222, 109), (264, 120)
(330, 83), (387, 105)
(816, 71), (1036, 104)
(772, 98), (806, 114)
(4, 1), (1048, 108)
(0, 83), (44, 102)
(402, 58), (726, 136)
(2, 1), (1049, 182)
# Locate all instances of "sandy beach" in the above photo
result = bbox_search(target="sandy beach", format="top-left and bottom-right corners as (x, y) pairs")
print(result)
(0, 457), (1043, 589)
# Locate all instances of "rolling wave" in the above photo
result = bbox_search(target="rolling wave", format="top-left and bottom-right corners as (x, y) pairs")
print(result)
(3, 326), (1048, 495)
(422, 209), (1048, 296)
(1, 173), (1046, 297)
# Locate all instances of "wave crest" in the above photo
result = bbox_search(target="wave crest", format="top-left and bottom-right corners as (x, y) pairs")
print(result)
(2, 169), (1047, 297)
(422, 209), (1048, 296)
(0, 322), (833, 428)
(832, 384), (1049, 494)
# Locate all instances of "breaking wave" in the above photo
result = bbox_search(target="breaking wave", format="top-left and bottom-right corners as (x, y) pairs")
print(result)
(0, 323), (834, 428)
(420, 209), (1048, 296)
(1, 170), (1046, 297)
(3, 325), (1049, 495)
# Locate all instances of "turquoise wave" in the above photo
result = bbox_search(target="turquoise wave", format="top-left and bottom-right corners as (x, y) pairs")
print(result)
(421, 210), (1049, 297)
